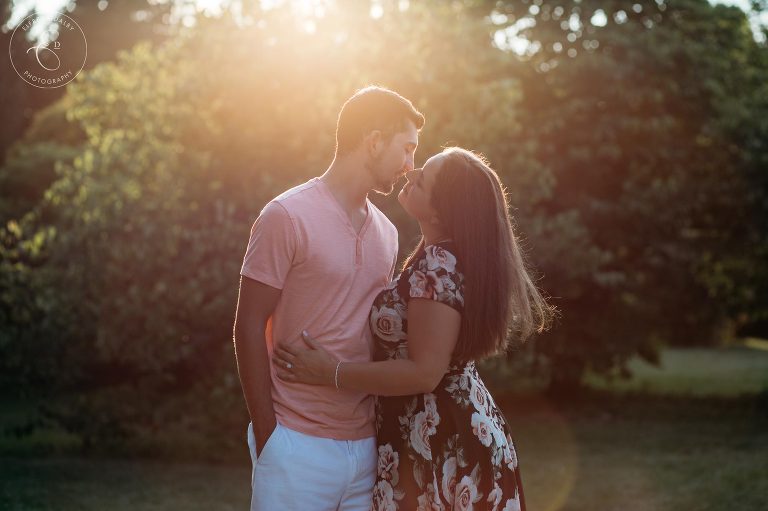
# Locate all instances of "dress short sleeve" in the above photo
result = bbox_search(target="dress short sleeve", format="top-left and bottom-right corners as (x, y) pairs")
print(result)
(407, 244), (465, 312)
(240, 201), (297, 290)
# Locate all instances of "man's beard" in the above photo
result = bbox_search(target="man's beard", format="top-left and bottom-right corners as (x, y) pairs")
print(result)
(372, 180), (395, 196)
(366, 157), (396, 196)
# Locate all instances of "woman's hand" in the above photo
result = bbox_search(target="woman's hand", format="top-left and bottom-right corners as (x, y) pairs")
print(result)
(273, 330), (339, 386)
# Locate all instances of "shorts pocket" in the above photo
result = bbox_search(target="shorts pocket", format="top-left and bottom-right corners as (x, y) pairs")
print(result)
(254, 423), (282, 466)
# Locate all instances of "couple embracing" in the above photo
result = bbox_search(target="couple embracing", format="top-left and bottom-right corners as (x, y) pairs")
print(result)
(233, 86), (552, 511)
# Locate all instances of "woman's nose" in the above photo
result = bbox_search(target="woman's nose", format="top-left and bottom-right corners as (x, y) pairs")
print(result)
(404, 169), (417, 183)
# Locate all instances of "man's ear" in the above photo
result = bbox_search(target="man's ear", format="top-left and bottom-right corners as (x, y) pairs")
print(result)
(364, 129), (383, 158)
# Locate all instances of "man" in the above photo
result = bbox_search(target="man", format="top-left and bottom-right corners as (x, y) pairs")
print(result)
(233, 86), (424, 510)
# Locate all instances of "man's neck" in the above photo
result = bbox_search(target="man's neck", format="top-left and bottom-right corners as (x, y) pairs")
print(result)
(320, 157), (372, 212)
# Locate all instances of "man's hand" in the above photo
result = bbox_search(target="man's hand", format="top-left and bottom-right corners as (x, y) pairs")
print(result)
(253, 416), (278, 456)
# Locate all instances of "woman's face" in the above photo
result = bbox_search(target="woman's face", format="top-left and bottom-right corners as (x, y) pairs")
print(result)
(397, 152), (443, 222)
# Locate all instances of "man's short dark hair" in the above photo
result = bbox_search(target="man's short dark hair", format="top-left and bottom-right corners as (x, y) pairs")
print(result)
(335, 86), (425, 157)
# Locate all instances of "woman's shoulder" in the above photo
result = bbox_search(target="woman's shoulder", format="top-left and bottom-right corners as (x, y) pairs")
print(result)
(407, 241), (465, 310)
(420, 241), (461, 274)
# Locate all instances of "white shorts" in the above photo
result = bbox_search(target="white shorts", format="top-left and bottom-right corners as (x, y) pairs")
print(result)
(247, 421), (376, 511)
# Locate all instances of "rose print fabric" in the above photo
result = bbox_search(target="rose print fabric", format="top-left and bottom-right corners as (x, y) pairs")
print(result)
(370, 242), (526, 511)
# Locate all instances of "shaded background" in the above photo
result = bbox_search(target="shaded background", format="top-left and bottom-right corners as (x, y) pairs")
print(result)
(1, 1), (767, 510)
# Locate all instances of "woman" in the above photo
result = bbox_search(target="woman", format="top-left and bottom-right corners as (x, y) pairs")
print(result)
(274, 147), (554, 511)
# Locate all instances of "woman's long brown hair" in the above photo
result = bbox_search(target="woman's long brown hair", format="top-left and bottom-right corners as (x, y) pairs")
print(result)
(403, 147), (555, 362)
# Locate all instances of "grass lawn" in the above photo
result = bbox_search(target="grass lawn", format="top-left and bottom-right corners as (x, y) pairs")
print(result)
(509, 394), (768, 511)
(2, 395), (765, 511)
(582, 338), (768, 397)
(2, 343), (767, 511)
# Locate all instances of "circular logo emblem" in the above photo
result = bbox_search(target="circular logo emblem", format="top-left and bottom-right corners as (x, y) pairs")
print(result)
(8, 12), (87, 89)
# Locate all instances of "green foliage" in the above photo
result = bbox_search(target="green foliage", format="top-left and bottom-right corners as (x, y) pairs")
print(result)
(487, 0), (768, 389)
(0, 0), (766, 445)
(0, 93), (84, 225)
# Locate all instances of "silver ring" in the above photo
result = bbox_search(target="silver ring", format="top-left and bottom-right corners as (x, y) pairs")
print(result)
(286, 362), (293, 369)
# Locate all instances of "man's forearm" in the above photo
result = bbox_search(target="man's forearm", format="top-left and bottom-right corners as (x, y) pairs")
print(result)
(234, 321), (276, 448)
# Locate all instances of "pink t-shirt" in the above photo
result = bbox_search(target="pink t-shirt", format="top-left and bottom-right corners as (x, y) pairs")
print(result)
(240, 177), (399, 440)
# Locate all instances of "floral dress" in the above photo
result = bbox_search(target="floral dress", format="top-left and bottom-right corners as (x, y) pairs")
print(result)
(369, 242), (526, 511)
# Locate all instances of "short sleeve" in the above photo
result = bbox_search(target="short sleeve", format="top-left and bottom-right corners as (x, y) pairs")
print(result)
(407, 245), (465, 312)
(388, 241), (399, 281)
(240, 201), (297, 290)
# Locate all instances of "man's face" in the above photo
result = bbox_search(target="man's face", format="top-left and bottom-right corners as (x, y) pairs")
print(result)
(368, 120), (419, 195)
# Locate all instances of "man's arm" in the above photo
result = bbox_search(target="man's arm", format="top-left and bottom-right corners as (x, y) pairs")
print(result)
(233, 275), (282, 456)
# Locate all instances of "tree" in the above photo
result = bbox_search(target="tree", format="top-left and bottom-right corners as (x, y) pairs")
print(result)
(1, 0), (766, 448)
